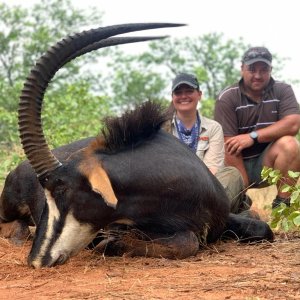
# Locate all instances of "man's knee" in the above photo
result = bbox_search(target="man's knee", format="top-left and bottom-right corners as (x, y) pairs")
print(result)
(270, 136), (299, 155)
(264, 136), (300, 167)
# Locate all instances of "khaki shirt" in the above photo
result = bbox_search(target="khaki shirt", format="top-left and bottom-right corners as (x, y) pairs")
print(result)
(169, 114), (225, 172)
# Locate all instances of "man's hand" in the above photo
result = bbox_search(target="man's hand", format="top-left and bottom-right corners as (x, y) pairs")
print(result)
(225, 134), (254, 156)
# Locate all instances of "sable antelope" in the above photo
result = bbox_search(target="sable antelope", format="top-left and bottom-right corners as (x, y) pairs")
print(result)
(0, 23), (274, 268)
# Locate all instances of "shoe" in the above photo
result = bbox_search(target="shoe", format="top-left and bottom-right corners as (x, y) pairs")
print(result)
(272, 196), (290, 209)
(242, 194), (253, 210)
(238, 209), (261, 220)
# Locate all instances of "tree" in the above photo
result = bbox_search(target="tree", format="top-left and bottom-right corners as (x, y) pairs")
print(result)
(105, 33), (289, 117)
(134, 33), (247, 100)
(0, 0), (110, 147)
(0, 0), (292, 149)
(0, 0), (104, 110)
(105, 33), (248, 111)
(104, 49), (168, 111)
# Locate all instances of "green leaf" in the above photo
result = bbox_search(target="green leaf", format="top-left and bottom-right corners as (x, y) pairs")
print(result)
(288, 211), (300, 220)
(291, 190), (300, 203)
(281, 219), (290, 232)
(261, 166), (272, 180)
(281, 184), (292, 193)
(270, 169), (281, 177)
(288, 170), (300, 178)
(293, 215), (300, 226)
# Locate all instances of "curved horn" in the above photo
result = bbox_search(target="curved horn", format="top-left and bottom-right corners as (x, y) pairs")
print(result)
(68, 36), (168, 65)
(18, 23), (185, 179)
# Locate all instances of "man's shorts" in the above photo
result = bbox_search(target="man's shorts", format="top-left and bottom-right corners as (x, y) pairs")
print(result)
(243, 145), (270, 188)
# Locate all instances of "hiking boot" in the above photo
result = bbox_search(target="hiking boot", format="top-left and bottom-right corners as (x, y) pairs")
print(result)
(272, 196), (290, 209)
(238, 209), (261, 220)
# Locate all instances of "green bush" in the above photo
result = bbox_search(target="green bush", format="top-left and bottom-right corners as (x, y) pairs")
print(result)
(261, 166), (300, 232)
(0, 145), (25, 186)
(0, 81), (113, 187)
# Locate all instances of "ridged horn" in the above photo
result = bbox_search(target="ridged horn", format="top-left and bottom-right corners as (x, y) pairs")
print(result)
(18, 23), (185, 179)
(67, 36), (168, 66)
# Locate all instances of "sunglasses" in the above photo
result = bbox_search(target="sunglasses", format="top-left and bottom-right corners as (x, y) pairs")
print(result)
(243, 50), (272, 62)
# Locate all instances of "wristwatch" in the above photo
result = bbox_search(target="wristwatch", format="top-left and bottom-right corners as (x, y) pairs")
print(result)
(249, 131), (258, 143)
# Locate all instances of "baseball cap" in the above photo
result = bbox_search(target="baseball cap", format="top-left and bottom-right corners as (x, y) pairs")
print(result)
(172, 72), (200, 92)
(242, 47), (272, 66)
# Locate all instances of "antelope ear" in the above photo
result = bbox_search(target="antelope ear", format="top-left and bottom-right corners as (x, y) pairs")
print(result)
(79, 160), (118, 209)
(88, 165), (118, 208)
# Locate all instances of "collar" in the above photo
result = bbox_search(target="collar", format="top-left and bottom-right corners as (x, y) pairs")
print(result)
(172, 111), (206, 129)
(199, 114), (209, 131)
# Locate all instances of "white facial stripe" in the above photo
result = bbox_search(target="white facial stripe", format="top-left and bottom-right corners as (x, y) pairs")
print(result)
(50, 212), (95, 261)
(32, 189), (61, 268)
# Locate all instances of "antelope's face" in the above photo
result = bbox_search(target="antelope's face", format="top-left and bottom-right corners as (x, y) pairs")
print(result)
(28, 162), (117, 268)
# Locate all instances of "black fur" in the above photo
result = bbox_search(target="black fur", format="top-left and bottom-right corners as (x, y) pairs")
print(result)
(1, 102), (274, 267)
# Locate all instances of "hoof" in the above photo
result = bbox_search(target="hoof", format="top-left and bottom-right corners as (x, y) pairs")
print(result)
(0, 220), (31, 245)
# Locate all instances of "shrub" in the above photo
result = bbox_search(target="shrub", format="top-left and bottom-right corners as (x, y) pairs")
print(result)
(261, 166), (300, 232)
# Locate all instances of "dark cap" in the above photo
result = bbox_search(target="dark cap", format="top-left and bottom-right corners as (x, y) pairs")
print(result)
(242, 47), (272, 66)
(172, 72), (200, 92)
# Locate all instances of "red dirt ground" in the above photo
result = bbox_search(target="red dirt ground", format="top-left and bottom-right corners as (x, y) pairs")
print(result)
(1, 232), (299, 300)
(0, 186), (300, 300)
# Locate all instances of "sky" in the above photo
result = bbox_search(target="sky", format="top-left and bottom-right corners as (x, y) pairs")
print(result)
(5, 0), (300, 99)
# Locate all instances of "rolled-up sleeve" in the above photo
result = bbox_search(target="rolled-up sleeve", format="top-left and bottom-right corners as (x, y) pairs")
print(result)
(198, 118), (225, 172)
